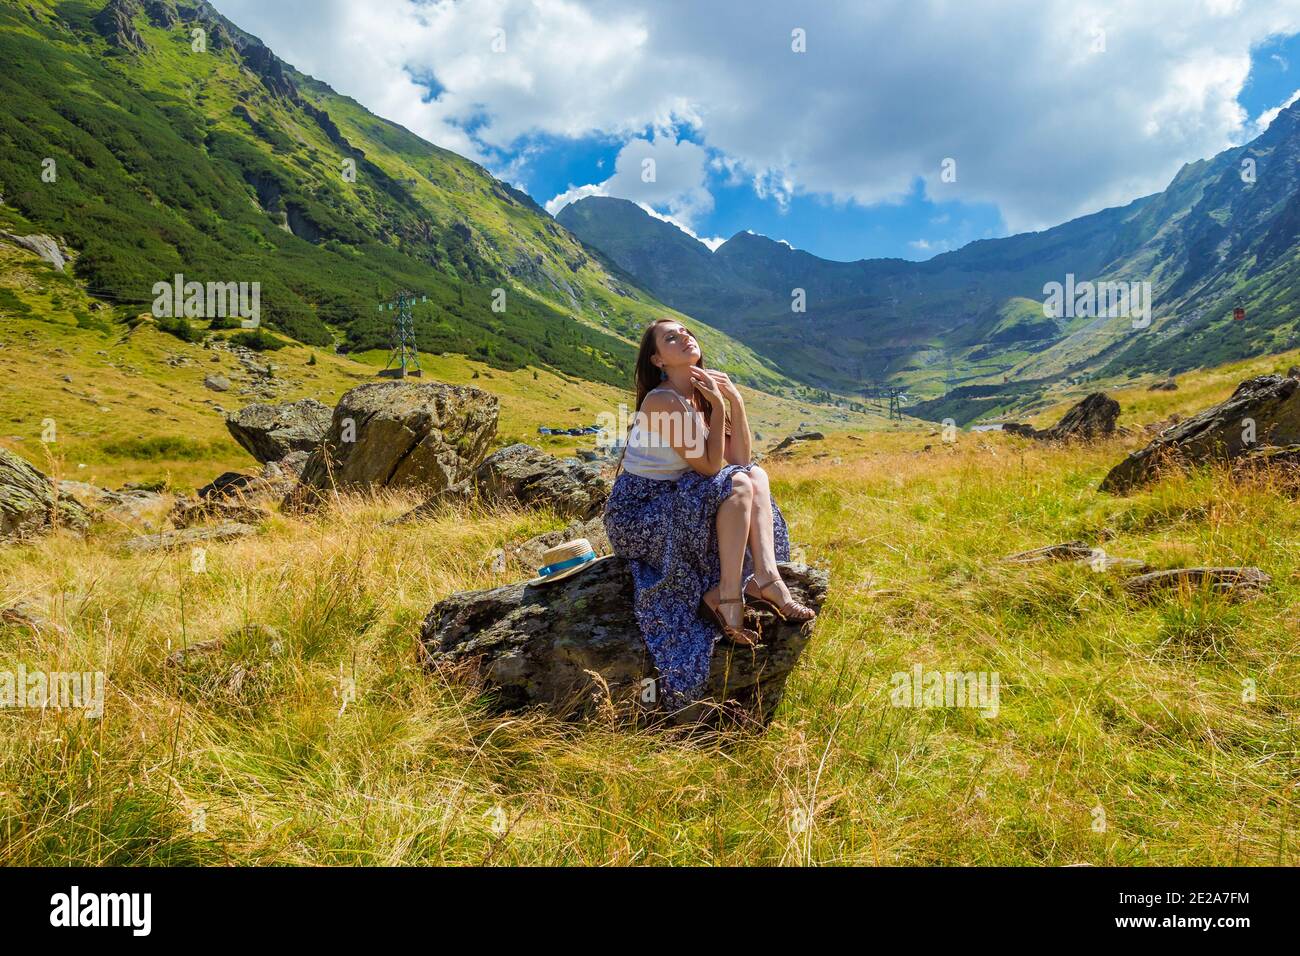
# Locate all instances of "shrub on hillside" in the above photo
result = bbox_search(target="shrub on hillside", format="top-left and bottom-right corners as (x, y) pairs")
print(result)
(230, 329), (288, 352)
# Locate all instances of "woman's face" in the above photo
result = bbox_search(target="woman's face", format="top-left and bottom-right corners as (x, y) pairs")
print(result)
(653, 323), (701, 370)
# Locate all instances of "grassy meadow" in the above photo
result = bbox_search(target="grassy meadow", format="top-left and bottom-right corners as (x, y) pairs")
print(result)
(2, 370), (1297, 863)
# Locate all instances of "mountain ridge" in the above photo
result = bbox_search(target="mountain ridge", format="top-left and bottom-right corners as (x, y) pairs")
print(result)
(558, 103), (1300, 405)
(0, 0), (798, 396)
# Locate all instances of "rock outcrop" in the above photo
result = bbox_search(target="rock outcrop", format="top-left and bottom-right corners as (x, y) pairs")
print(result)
(1007, 392), (1120, 443)
(768, 431), (826, 456)
(57, 481), (161, 523)
(420, 557), (826, 726)
(225, 398), (331, 463)
(1101, 375), (1300, 494)
(293, 381), (498, 505)
(0, 232), (67, 271)
(1123, 567), (1270, 598)
(1, 449), (89, 541)
(124, 522), (257, 553)
(92, 0), (146, 51)
(475, 443), (609, 520)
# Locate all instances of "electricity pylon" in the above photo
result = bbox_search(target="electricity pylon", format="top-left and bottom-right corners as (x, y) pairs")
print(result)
(378, 290), (425, 378)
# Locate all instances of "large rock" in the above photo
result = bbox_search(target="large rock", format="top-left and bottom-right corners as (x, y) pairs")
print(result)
(420, 557), (826, 726)
(225, 398), (332, 463)
(0, 232), (67, 271)
(475, 443), (609, 520)
(294, 381), (498, 504)
(1101, 375), (1300, 494)
(57, 480), (162, 523)
(768, 431), (825, 456)
(1009, 392), (1120, 442)
(1, 449), (89, 541)
(1124, 567), (1270, 598)
(124, 522), (257, 553)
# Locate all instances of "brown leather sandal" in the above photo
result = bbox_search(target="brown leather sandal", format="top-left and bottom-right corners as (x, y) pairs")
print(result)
(745, 576), (816, 623)
(699, 595), (760, 647)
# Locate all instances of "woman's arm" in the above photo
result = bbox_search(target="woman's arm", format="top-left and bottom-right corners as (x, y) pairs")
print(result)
(711, 371), (751, 465)
(642, 373), (728, 476)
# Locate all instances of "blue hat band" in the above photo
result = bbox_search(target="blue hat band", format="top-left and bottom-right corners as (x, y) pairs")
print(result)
(538, 550), (596, 578)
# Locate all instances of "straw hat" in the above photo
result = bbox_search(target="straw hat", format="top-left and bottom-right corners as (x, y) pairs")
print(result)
(526, 538), (600, 586)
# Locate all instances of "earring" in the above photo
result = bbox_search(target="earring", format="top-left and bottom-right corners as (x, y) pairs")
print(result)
(660, 367), (668, 381)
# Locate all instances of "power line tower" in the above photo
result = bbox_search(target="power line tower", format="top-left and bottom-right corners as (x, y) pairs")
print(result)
(377, 290), (426, 378)
(886, 386), (904, 420)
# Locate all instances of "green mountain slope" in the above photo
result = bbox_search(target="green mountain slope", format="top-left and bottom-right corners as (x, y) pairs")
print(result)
(559, 105), (1300, 403)
(0, 0), (790, 392)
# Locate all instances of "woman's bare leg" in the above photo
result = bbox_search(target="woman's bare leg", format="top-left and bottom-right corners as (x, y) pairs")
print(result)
(704, 471), (753, 627)
(746, 466), (780, 582)
(745, 466), (800, 608)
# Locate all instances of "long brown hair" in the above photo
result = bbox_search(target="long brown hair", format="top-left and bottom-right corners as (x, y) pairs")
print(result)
(616, 319), (728, 477)
(633, 318), (719, 429)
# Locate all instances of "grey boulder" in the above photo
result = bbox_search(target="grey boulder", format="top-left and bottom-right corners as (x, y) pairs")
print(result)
(0, 232), (66, 271)
(225, 398), (332, 463)
(420, 557), (825, 726)
(475, 443), (610, 520)
(1, 448), (89, 541)
(1008, 392), (1120, 442)
(1101, 375), (1300, 494)
(294, 381), (498, 505)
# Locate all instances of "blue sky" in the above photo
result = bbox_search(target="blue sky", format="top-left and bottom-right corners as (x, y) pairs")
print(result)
(215, 1), (1300, 263)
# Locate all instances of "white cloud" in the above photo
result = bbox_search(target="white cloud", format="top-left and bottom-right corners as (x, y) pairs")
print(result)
(211, 0), (1300, 233)
(1253, 88), (1300, 135)
(545, 135), (714, 228)
(544, 182), (607, 215)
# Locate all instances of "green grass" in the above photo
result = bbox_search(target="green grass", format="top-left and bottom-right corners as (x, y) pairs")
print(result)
(2, 417), (1296, 864)
(0, 0), (799, 395)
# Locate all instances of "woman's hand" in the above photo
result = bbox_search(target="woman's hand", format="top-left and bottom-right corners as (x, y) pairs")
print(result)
(705, 369), (742, 406)
(690, 366), (726, 407)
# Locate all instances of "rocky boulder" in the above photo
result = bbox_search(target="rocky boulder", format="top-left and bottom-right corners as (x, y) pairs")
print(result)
(225, 398), (332, 463)
(1, 449), (89, 541)
(475, 443), (609, 520)
(57, 481), (162, 523)
(0, 232), (67, 271)
(124, 523), (257, 553)
(1009, 392), (1120, 442)
(769, 431), (826, 456)
(294, 381), (498, 505)
(1101, 375), (1300, 494)
(420, 557), (826, 726)
(1124, 567), (1270, 598)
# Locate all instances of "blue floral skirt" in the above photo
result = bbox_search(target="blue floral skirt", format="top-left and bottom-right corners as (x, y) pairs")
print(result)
(603, 465), (791, 709)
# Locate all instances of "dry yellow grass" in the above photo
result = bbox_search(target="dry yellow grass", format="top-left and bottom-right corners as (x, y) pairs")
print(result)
(2, 425), (1296, 865)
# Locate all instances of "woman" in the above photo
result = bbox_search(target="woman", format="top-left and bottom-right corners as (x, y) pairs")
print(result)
(603, 318), (815, 711)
